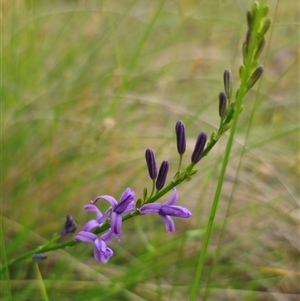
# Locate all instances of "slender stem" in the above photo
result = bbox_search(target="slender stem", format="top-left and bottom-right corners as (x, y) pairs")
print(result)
(189, 3), (266, 298)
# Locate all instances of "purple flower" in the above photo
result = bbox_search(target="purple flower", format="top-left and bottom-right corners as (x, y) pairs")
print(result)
(74, 231), (113, 263)
(81, 204), (110, 232)
(91, 188), (135, 240)
(139, 188), (191, 232)
(61, 215), (77, 236)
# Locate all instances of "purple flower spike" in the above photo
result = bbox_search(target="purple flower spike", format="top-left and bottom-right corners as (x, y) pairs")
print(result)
(145, 148), (157, 180)
(191, 132), (207, 164)
(74, 231), (114, 263)
(91, 188), (135, 240)
(139, 188), (192, 232)
(175, 120), (186, 155)
(156, 160), (169, 190)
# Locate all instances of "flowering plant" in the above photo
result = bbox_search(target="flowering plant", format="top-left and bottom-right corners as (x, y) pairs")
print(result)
(1, 2), (271, 297)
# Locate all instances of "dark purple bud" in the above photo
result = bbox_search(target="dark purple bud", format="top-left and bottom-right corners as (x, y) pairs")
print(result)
(156, 160), (169, 190)
(61, 215), (77, 236)
(175, 120), (186, 155)
(218, 92), (227, 118)
(223, 69), (232, 99)
(247, 65), (264, 89)
(32, 254), (47, 260)
(191, 132), (207, 164)
(145, 148), (157, 180)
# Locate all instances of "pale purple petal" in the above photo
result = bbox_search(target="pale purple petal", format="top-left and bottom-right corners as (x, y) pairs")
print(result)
(159, 205), (192, 218)
(139, 203), (162, 214)
(91, 195), (118, 208)
(159, 214), (175, 232)
(84, 204), (104, 222)
(114, 188), (135, 214)
(82, 220), (100, 232)
(122, 201), (135, 214)
(74, 231), (97, 243)
(110, 212), (123, 240)
(162, 188), (178, 206)
(94, 238), (114, 263)
(101, 230), (114, 242)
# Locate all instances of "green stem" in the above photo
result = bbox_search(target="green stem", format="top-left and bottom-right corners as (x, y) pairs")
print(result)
(189, 3), (267, 299)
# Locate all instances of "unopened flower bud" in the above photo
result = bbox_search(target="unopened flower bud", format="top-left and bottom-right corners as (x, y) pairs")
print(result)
(145, 148), (157, 180)
(61, 215), (77, 236)
(223, 69), (232, 99)
(156, 160), (169, 190)
(247, 65), (264, 89)
(261, 5), (269, 18)
(246, 10), (253, 30)
(260, 17), (271, 36)
(254, 37), (266, 60)
(246, 30), (252, 47)
(219, 92), (227, 118)
(191, 132), (207, 164)
(175, 120), (186, 155)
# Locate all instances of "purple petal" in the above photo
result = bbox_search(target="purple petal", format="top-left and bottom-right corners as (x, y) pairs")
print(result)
(159, 215), (175, 232)
(122, 201), (135, 214)
(94, 238), (114, 263)
(84, 204), (104, 222)
(110, 212), (123, 240)
(101, 230), (114, 242)
(91, 195), (118, 208)
(74, 231), (97, 243)
(114, 188), (135, 214)
(159, 205), (192, 218)
(82, 220), (100, 232)
(162, 188), (178, 206)
(139, 203), (162, 214)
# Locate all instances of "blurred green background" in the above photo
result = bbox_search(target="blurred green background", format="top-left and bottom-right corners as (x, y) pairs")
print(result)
(2, 0), (299, 300)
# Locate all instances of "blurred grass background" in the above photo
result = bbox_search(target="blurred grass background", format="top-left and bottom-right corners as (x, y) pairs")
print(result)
(2, 0), (299, 300)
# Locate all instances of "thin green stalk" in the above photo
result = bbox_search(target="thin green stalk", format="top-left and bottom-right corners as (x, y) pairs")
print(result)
(189, 3), (268, 299)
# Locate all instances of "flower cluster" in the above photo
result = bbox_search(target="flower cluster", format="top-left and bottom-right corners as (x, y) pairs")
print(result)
(73, 120), (208, 264)
(74, 186), (192, 263)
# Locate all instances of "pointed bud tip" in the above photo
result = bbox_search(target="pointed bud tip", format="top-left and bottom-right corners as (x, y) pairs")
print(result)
(175, 120), (186, 155)
(145, 148), (157, 180)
